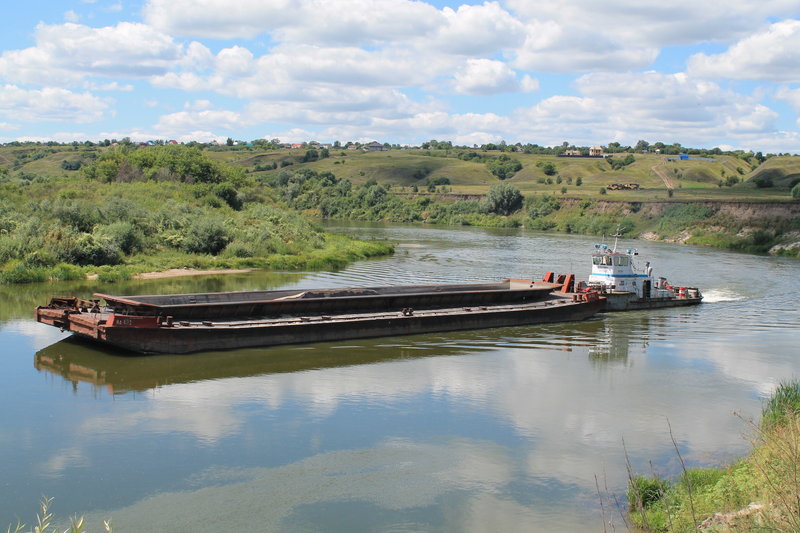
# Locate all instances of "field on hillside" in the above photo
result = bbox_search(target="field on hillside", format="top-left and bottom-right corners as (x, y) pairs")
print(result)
(2, 144), (798, 202)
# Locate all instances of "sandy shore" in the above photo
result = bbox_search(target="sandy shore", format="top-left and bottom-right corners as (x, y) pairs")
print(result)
(86, 267), (256, 281)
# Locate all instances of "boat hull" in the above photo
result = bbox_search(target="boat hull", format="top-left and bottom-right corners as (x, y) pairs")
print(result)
(37, 293), (604, 355)
(36, 278), (605, 355)
(602, 291), (702, 311)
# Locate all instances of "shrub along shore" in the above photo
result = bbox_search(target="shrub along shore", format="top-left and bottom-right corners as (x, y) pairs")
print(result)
(0, 146), (393, 284)
(626, 381), (800, 532)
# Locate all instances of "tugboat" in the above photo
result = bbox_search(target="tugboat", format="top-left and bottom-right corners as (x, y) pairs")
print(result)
(580, 236), (702, 311)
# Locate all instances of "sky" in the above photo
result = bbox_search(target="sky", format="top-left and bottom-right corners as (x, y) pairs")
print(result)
(1, 0), (799, 152)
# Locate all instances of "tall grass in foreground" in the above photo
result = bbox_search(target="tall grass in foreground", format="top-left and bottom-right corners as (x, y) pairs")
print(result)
(5, 497), (111, 533)
(621, 379), (800, 532)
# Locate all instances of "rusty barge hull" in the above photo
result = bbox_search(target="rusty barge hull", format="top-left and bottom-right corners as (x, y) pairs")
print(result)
(92, 280), (558, 320)
(35, 279), (604, 355)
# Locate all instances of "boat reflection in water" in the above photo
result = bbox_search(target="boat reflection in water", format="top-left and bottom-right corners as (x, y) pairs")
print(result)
(33, 314), (652, 395)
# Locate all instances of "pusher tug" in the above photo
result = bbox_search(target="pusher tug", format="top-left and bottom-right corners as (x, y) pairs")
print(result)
(577, 236), (702, 311)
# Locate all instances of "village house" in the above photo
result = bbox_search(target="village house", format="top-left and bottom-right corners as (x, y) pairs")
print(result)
(364, 141), (387, 151)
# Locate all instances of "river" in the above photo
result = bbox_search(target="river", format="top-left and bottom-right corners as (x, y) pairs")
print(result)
(2, 224), (798, 532)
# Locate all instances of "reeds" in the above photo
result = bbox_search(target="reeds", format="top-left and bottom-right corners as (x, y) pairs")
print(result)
(5, 497), (112, 533)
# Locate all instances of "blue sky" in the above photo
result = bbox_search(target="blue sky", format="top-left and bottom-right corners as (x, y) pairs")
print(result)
(1, 0), (799, 152)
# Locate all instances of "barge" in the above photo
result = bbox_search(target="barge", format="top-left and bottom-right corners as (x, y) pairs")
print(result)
(36, 278), (605, 354)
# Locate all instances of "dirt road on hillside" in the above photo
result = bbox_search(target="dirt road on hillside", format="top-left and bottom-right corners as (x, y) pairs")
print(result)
(651, 162), (676, 189)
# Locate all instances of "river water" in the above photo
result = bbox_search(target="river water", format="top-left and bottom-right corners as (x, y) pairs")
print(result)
(1, 224), (798, 532)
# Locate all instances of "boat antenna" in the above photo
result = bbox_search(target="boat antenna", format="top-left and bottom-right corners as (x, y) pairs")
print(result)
(611, 225), (622, 252)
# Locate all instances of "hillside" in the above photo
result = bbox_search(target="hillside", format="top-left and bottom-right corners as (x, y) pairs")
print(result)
(1, 144), (799, 262)
(3, 144), (797, 202)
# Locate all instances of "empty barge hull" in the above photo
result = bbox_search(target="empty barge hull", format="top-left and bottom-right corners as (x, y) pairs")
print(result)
(93, 280), (558, 320)
(36, 279), (604, 355)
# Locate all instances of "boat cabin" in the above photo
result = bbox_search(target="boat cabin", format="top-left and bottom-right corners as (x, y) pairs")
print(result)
(587, 244), (659, 298)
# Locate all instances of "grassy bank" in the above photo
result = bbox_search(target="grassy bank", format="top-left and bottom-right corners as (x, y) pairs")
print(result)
(627, 381), (800, 532)
(0, 146), (393, 284)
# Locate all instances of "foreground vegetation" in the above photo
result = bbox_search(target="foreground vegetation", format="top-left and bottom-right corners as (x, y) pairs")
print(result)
(5, 497), (111, 533)
(627, 381), (800, 532)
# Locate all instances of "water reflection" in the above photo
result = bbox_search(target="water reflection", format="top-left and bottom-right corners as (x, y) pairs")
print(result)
(35, 320), (628, 395)
(79, 438), (586, 533)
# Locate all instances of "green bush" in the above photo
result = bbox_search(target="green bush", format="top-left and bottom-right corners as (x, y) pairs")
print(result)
(182, 217), (230, 255)
(485, 183), (523, 215)
(96, 222), (143, 255)
(628, 474), (667, 511)
(526, 194), (560, 219)
(792, 182), (800, 199)
(0, 260), (48, 283)
(486, 155), (522, 180)
(75, 234), (122, 266)
(47, 263), (84, 281)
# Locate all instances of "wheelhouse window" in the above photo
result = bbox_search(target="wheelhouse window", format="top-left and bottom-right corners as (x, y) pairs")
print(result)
(615, 256), (630, 266)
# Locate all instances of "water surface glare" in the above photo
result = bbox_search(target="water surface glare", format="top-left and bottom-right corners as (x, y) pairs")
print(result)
(1, 223), (798, 532)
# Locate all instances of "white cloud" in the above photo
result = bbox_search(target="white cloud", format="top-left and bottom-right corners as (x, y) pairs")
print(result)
(0, 22), (193, 86)
(145, 0), (441, 44)
(453, 59), (536, 95)
(155, 109), (244, 134)
(688, 20), (800, 82)
(85, 81), (134, 91)
(331, 71), (783, 148)
(0, 85), (111, 123)
(144, 0), (299, 39)
(513, 71), (780, 145)
(431, 2), (525, 55)
(64, 10), (80, 22)
(513, 23), (659, 72)
(504, 1), (800, 72)
(276, 0), (442, 46)
(506, 0), (800, 47)
(154, 44), (445, 100)
(215, 46), (255, 77)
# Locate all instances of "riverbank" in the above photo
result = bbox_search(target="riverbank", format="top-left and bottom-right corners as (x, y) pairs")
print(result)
(627, 381), (800, 532)
(86, 267), (256, 281)
(0, 147), (396, 284)
(268, 167), (800, 258)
